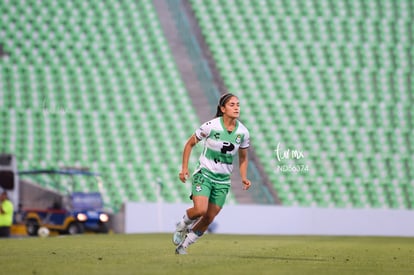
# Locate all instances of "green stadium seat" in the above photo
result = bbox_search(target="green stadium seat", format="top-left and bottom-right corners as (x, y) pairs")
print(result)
(2, 0), (412, 210)
(0, 0), (208, 211)
(189, 0), (413, 209)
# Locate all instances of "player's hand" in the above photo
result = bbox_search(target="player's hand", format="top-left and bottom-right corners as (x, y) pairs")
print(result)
(179, 170), (189, 183)
(242, 178), (251, 190)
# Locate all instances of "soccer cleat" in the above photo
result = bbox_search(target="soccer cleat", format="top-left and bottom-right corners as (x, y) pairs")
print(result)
(175, 243), (187, 255)
(172, 222), (187, 245)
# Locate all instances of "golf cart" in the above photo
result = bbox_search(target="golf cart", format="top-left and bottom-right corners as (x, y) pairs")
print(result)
(18, 168), (110, 236)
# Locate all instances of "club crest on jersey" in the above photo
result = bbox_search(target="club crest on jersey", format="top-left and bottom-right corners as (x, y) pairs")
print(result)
(235, 134), (242, 144)
(195, 185), (202, 192)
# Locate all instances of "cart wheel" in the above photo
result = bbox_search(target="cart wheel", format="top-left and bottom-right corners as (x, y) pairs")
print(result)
(98, 223), (109, 233)
(26, 219), (39, 236)
(67, 222), (84, 235)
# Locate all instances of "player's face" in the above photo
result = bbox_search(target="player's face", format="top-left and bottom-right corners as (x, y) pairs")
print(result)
(221, 96), (240, 119)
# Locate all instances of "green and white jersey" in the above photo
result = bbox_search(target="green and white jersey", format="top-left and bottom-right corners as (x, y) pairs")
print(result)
(194, 117), (250, 184)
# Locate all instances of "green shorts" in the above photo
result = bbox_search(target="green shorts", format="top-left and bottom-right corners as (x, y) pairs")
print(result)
(191, 171), (231, 208)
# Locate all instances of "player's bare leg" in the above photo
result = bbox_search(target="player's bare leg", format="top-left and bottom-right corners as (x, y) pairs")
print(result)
(173, 196), (208, 245)
(176, 203), (221, 254)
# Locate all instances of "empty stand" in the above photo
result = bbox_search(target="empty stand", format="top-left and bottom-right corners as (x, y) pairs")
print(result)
(0, 0), (217, 211)
(190, 0), (413, 209)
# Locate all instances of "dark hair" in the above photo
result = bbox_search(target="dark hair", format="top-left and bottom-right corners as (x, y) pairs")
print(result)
(215, 93), (236, 117)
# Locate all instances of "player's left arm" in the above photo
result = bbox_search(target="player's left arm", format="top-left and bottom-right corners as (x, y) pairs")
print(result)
(238, 148), (251, 190)
(0, 201), (12, 214)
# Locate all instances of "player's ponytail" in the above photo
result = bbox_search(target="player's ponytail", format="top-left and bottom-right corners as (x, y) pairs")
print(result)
(215, 93), (236, 117)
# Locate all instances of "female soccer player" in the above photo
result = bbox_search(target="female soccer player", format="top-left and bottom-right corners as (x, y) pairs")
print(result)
(173, 93), (251, 254)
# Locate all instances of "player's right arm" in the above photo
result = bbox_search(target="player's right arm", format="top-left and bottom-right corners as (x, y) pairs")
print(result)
(179, 134), (199, 183)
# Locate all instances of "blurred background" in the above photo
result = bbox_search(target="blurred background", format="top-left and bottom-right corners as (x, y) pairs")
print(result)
(0, 0), (412, 228)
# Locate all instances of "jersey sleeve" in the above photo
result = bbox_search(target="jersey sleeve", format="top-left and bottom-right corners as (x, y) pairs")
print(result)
(240, 130), (250, 149)
(195, 120), (213, 140)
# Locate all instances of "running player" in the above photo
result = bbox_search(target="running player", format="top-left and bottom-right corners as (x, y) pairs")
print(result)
(173, 93), (251, 254)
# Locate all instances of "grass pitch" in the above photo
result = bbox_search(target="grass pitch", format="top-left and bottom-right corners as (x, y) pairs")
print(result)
(1, 233), (413, 275)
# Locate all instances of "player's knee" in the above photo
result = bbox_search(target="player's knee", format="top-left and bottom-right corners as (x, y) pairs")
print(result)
(193, 207), (208, 217)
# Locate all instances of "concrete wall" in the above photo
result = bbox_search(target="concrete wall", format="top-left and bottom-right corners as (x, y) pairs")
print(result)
(124, 202), (414, 237)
